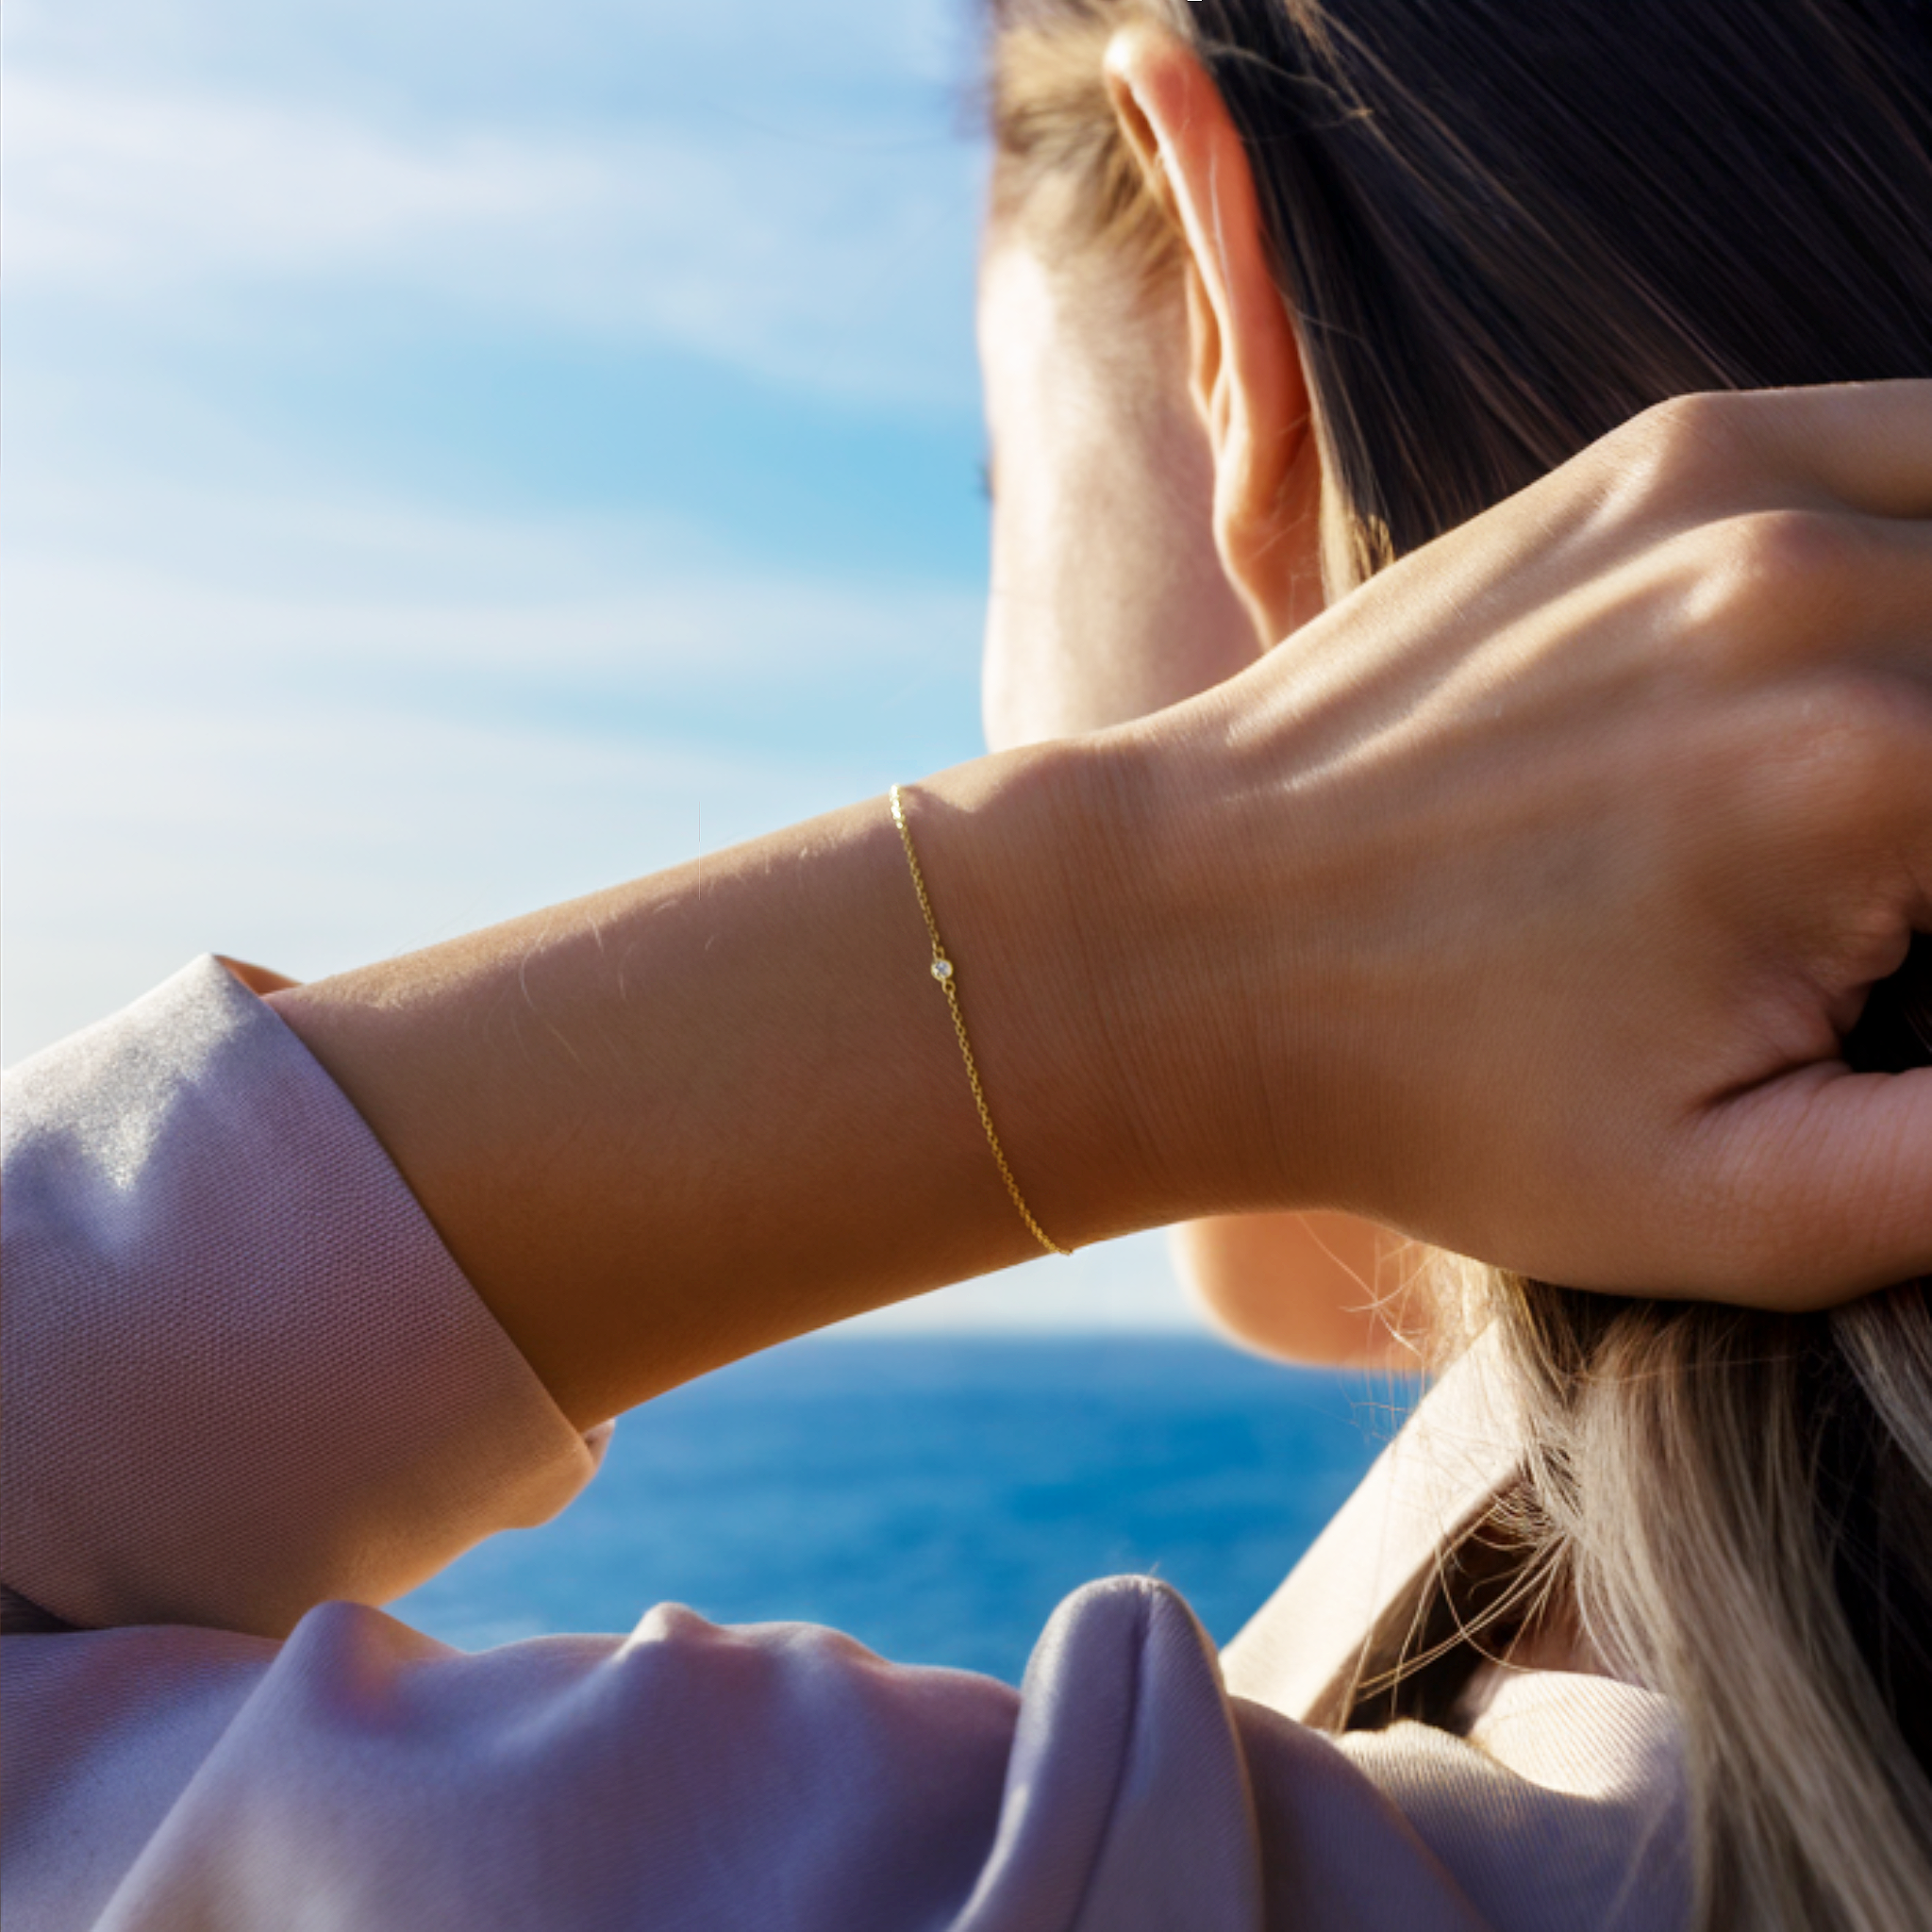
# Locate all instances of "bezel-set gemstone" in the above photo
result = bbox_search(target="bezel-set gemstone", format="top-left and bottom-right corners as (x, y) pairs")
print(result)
(931, 958), (954, 982)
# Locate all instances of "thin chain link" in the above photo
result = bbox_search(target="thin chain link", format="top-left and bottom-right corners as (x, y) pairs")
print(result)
(889, 785), (1071, 1257)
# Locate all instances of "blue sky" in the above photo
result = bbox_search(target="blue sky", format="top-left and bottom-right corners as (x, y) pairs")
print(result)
(1, 0), (1200, 1328)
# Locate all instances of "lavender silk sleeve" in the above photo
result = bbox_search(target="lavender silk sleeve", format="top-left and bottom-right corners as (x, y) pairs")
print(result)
(1, 955), (606, 1639)
(1, 961), (1688, 1932)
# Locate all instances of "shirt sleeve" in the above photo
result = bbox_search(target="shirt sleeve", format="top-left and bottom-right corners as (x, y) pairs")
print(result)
(1, 955), (608, 1640)
(3, 1574), (1683, 1932)
(6, 1574), (1539, 1932)
(0, 961), (1688, 1932)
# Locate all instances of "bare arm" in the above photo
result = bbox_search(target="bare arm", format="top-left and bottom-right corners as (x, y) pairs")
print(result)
(271, 387), (1932, 1431)
(268, 747), (1186, 1428)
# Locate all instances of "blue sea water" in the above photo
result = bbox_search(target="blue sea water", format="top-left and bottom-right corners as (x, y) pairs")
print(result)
(393, 1336), (1417, 1684)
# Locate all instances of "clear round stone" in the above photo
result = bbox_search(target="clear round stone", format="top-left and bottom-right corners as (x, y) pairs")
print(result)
(930, 958), (954, 982)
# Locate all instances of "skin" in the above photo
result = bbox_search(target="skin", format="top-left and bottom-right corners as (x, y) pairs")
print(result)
(978, 24), (1932, 1371)
(976, 36), (1405, 1368)
(261, 34), (1932, 1434)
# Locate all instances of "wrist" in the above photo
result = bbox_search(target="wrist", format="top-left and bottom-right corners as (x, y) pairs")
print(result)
(1096, 706), (1317, 1215)
(910, 723), (1282, 1245)
(1091, 687), (1341, 1218)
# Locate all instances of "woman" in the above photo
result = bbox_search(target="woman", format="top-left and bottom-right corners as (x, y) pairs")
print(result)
(4, 7), (1931, 1932)
(981, 7), (1932, 1928)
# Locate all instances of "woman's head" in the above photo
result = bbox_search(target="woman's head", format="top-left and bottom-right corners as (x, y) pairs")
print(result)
(977, 6), (1932, 1929)
(977, 0), (1932, 737)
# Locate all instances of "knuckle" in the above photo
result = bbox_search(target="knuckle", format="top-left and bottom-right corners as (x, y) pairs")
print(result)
(1607, 391), (1755, 508)
(1720, 508), (1855, 625)
(1670, 509), (1853, 675)
(1723, 506), (1857, 597)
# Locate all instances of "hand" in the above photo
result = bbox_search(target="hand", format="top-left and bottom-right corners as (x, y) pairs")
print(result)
(1081, 383), (1932, 1307)
(267, 385), (1930, 1428)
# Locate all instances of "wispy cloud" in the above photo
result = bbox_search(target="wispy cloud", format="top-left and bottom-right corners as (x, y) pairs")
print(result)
(6, 483), (988, 698)
(3, 0), (977, 111)
(1, 698), (893, 1060)
(4, 66), (985, 403)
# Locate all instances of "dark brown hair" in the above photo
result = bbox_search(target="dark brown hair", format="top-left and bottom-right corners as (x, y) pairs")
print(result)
(992, 0), (1932, 570)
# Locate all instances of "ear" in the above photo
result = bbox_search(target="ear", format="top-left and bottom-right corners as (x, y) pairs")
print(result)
(1104, 24), (1324, 640)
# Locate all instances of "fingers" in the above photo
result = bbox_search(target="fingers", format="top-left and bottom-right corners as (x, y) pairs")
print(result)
(1618, 381), (1932, 1308)
(1709, 1065), (1932, 1307)
(1611, 382), (1932, 523)
(1741, 382), (1932, 520)
(1685, 685), (1932, 1307)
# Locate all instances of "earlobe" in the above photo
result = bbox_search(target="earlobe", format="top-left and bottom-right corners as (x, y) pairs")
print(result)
(1104, 24), (1324, 641)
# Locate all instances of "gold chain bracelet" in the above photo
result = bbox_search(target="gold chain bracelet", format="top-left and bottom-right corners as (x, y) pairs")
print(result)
(889, 784), (1071, 1258)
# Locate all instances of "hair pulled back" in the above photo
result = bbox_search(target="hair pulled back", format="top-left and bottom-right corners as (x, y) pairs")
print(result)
(986, 6), (1932, 1928)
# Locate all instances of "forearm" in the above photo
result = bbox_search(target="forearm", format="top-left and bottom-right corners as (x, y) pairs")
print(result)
(267, 738), (1204, 1428)
(266, 387), (1932, 1425)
